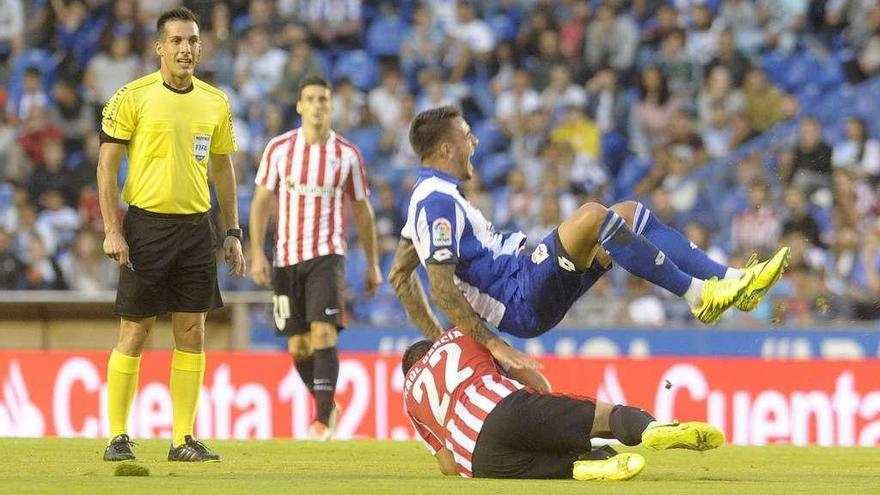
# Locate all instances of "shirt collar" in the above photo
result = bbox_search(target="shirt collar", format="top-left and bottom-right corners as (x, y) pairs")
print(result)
(419, 167), (461, 186)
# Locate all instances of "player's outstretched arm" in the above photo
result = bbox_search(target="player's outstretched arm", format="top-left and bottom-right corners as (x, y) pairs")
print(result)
(351, 198), (382, 296)
(389, 239), (444, 340)
(248, 185), (274, 287)
(426, 263), (540, 370)
(502, 363), (552, 393)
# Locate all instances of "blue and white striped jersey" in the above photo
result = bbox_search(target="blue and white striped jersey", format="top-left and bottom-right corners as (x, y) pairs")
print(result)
(401, 168), (527, 327)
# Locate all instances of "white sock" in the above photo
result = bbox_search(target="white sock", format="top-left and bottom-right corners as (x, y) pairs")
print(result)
(683, 278), (704, 309)
(725, 267), (743, 279)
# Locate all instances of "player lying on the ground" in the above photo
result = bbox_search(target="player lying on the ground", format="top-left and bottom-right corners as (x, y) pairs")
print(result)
(402, 329), (724, 480)
(390, 105), (790, 370)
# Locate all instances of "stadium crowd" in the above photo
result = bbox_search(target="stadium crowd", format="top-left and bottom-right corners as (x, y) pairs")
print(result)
(1, 0), (879, 331)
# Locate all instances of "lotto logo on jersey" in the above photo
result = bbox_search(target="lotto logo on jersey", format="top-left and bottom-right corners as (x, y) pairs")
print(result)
(194, 134), (211, 162)
(531, 243), (549, 264)
(558, 255), (576, 272)
(432, 218), (452, 247)
(432, 248), (454, 262)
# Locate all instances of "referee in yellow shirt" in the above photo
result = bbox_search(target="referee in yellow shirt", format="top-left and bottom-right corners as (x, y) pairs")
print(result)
(97, 7), (245, 463)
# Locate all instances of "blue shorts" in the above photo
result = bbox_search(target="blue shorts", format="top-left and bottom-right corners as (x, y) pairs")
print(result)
(498, 230), (609, 338)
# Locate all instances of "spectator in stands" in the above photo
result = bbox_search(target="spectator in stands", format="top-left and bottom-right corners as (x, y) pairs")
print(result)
(53, 0), (104, 74)
(0, 110), (29, 183)
(304, 0), (363, 50)
(387, 94), (419, 168)
(494, 168), (536, 231)
(515, 6), (555, 61)
(9, 68), (49, 123)
(542, 64), (587, 118)
(687, 4), (718, 67)
(84, 32), (140, 113)
(28, 137), (76, 204)
(526, 30), (568, 91)
(781, 186), (823, 249)
(236, 0), (282, 35)
(826, 225), (880, 320)
(701, 104), (734, 159)
(550, 105), (601, 165)
(36, 189), (80, 249)
(99, 0), (146, 55)
(625, 277), (667, 326)
(585, 67), (630, 138)
(697, 66), (743, 132)
(401, 6), (444, 81)
(655, 27), (699, 97)
(0, 230), (24, 289)
(58, 228), (115, 292)
(832, 167), (877, 231)
(275, 42), (326, 111)
(639, 3), (679, 56)
(373, 181), (404, 263)
(559, 0), (589, 65)
(705, 29), (751, 88)
(495, 69), (541, 137)
(832, 116), (880, 184)
(0, 0), (24, 61)
(331, 78), (364, 133)
(19, 235), (66, 290)
(51, 80), (91, 154)
(779, 116), (833, 195)
(235, 28), (287, 103)
(630, 65), (682, 158)
(730, 180), (782, 258)
(445, 0), (495, 82)
(741, 65), (792, 133)
(717, 1), (763, 54)
(368, 66), (407, 132)
(584, 2), (639, 76)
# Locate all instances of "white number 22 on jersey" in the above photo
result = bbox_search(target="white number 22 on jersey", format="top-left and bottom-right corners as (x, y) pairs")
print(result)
(411, 343), (474, 426)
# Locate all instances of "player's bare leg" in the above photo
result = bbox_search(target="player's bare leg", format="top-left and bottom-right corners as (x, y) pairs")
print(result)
(167, 311), (219, 462)
(104, 317), (154, 461)
(308, 321), (340, 441)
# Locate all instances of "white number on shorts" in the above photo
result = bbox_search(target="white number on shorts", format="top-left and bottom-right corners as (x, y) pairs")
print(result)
(411, 343), (474, 425)
(272, 295), (290, 330)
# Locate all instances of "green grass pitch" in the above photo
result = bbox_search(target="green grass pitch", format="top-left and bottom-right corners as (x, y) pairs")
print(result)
(1, 439), (877, 495)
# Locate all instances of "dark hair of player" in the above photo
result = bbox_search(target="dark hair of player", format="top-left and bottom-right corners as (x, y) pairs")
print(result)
(401, 340), (434, 375)
(408, 105), (462, 161)
(157, 7), (200, 36)
(298, 75), (332, 100)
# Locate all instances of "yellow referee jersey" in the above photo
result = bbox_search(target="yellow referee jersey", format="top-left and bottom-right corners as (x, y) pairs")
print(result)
(101, 71), (237, 214)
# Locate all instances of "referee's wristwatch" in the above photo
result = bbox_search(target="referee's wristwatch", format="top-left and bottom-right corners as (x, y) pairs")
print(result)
(225, 228), (243, 241)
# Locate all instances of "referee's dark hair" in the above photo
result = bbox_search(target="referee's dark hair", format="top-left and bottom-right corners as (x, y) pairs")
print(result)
(157, 6), (200, 36)
(402, 340), (434, 375)
(298, 75), (332, 100)
(409, 105), (462, 162)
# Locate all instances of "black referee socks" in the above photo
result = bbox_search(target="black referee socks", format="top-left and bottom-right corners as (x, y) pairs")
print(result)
(313, 347), (339, 426)
(609, 405), (656, 446)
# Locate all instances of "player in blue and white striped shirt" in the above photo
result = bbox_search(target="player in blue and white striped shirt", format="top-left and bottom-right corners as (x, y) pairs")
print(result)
(390, 106), (790, 370)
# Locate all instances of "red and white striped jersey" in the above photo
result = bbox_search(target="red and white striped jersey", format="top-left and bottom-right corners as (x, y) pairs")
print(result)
(403, 329), (524, 478)
(255, 128), (370, 266)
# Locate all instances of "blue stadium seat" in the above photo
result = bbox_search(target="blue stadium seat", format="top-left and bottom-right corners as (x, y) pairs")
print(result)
(365, 16), (407, 57)
(477, 152), (515, 188)
(332, 50), (379, 91)
(346, 125), (384, 167)
(488, 14), (517, 42)
(761, 51), (791, 89)
(471, 119), (506, 162)
(784, 50), (822, 93)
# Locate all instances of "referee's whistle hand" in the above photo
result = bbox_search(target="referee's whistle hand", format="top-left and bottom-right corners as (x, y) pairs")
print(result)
(224, 237), (247, 278)
(103, 232), (130, 267)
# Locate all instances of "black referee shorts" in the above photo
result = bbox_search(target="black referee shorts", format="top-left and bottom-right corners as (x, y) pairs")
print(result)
(115, 206), (222, 318)
(471, 389), (596, 479)
(272, 254), (345, 336)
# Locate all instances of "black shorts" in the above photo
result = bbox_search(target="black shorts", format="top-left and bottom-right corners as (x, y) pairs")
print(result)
(272, 254), (345, 336)
(471, 389), (596, 479)
(115, 206), (222, 318)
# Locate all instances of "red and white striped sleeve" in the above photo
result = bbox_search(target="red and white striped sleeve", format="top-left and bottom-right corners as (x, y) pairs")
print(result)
(408, 412), (443, 455)
(342, 142), (370, 200)
(255, 135), (286, 191)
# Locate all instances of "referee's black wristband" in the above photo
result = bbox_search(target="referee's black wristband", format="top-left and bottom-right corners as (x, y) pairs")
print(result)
(225, 228), (243, 240)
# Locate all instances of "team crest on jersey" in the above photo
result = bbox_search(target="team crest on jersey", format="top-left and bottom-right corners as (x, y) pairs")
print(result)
(531, 243), (549, 264)
(432, 218), (452, 247)
(193, 134), (211, 162)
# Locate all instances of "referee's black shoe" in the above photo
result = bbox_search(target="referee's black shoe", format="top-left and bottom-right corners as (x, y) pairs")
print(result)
(103, 434), (136, 461)
(168, 435), (221, 462)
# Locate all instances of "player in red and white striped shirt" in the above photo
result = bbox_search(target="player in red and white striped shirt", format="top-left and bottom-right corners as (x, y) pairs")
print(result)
(402, 329), (725, 480)
(250, 75), (381, 440)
